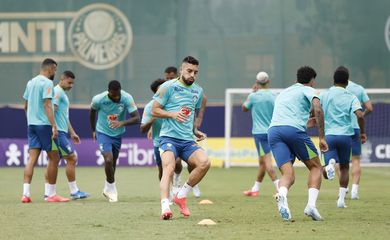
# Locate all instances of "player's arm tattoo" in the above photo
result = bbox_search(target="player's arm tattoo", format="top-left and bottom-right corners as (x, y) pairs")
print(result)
(195, 94), (207, 129)
(89, 108), (97, 132)
(122, 110), (141, 126)
(312, 97), (325, 139)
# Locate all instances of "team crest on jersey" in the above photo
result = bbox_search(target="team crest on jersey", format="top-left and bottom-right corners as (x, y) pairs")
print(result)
(192, 95), (199, 104)
(118, 104), (124, 113)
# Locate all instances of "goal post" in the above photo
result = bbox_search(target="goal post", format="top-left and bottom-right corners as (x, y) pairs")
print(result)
(224, 88), (390, 168)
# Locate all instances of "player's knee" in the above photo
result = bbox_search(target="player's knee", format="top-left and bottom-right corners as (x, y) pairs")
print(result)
(197, 156), (210, 171)
(66, 155), (77, 165)
(104, 156), (114, 165)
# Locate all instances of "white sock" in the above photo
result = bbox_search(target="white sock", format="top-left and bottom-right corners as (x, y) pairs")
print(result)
(44, 183), (49, 197)
(68, 181), (79, 195)
(173, 173), (181, 187)
(48, 184), (56, 197)
(352, 184), (359, 193)
(278, 186), (288, 197)
(105, 181), (117, 193)
(251, 181), (260, 192)
(273, 179), (280, 190)
(23, 183), (30, 197)
(177, 182), (192, 199)
(161, 198), (170, 211)
(307, 188), (319, 207)
(339, 187), (348, 201)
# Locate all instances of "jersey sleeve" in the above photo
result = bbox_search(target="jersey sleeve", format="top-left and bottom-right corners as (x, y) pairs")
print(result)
(153, 83), (171, 107)
(141, 103), (152, 125)
(91, 95), (100, 110)
(361, 88), (370, 103)
(243, 93), (253, 109)
(42, 81), (54, 99)
(351, 95), (362, 113)
(303, 87), (320, 102)
(23, 82), (30, 100)
(53, 88), (61, 106)
(126, 94), (138, 113)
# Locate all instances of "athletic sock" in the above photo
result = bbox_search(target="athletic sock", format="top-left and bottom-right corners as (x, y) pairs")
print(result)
(105, 181), (116, 193)
(48, 184), (56, 197)
(44, 183), (49, 197)
(68, 181), (79, 195)
(23, 183), (30, 197)
(177, 182), (192, 199)
(278, 186), (288, 197)
(307, 188), (319, 207)
(352, 184), (359, 194)
(339, 187), (348, 200)
(251, 181), (260, 192)
(173, 173), (181, 187)
(273, 179), (280, 190)
(161, 198), (170, 211)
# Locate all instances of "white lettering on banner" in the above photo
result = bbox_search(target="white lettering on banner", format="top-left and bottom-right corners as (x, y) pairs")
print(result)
(6, 143), (21, 166)
(95, 143), (154, 166)
(375, 144), (390, 159)
(23, 144), (48, 166)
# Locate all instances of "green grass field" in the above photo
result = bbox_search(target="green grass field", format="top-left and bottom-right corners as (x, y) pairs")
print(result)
(1, 167), (389, 240)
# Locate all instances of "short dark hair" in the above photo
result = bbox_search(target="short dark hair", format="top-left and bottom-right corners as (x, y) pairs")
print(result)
(108, 80), (121, 91)
(297, 66), (317, 84)
(62, 70), (75, 79)
(41, 58), (57, 69)
(182, 56), (199, 65)
(164, 66), (177, 74)
(150, 78), (166, 93)
(333, 66), (349, 85)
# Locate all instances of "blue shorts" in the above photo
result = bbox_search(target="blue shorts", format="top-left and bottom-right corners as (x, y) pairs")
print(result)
(154, 146), (162, 167)
(268, 126), (318, 168)
(323, 135), (352, 165)
(159, 136), (201, 162)
(57, 131), (75, 157)
(28, 125), (59, 152)
(351, 129), (361, 156)
(96, 132), (122, 160)
(253, 134), (271, 156)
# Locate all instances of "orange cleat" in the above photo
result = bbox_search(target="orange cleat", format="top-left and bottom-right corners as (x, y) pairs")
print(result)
(173, 195), (190, 217)
(161, 209), (173, 220)
(21, 195), (32, 203)
(243, 190), (259, 197)
(47, 195), (70, 202)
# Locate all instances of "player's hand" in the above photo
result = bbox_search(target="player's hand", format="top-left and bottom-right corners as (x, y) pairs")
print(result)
(172, 112), (188, 123)
(71, 133), (81, 144)
(109, 120), (124, 129)
(92, 131), (96, 141)
(360, 133), (367, 144)
(194, 129), (206, 141)
(147, 128), (153, 140)
(306, 117), (316, 128)
(319, 137), (328, 152)
(52, 125), (58, 139)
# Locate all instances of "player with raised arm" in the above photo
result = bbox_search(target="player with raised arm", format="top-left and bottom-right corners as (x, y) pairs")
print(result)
(152, 56), (210, 220)
(320, 66), (366, 208)
(90, 80), (140, 202)
(22, 58), (69, 203)
(268, 66), (328, 221)
(242, 71), (279, 197)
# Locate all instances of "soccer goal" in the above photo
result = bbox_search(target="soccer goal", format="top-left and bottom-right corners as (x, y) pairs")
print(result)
(224, 88), (390, 168)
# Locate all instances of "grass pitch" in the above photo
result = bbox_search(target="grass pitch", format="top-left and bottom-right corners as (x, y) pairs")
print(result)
(1, 167), (389, 240)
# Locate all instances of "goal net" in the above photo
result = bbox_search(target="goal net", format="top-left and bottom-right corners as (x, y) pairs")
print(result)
(224, 88), (390, 168)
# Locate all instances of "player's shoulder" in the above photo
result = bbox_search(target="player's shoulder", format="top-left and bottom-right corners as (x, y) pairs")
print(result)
(144, 100), (154, 111)
(120, 90), (134, 99)
(92, 91), (108, 102)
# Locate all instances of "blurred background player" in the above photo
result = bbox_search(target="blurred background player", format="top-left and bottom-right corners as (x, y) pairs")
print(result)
(90, 80), (140, 202)
(242, 71), (279, 197)
(43, 71), (89, 200)
(164, 66), (178, 80)
(320, 66), (366, 208)
(346, 76), (373, 200)
(152, 56), (210, 220)
(22, 58), (69, 203)
(268, 66), (328, 221)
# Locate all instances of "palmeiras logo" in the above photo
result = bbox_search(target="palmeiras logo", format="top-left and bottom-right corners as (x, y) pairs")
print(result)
(385, 16), (390, 52)
(68, 4), (133, 70)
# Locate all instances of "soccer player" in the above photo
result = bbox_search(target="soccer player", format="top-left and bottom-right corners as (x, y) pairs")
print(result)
(89, 80), (140, 202)
(242, 71), (279, 197)
(268, 66), (328, 221)
(140, 78), (166, 179)
(164, 66), (178, 80)
(321, 66), (366, 208)
(152, 56), (210, 220)
(346, 76), (373, 200)
(22, 58), (70, 203)
(43, 71), (89, 200)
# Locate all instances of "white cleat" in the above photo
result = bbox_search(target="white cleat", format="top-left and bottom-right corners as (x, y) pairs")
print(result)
(192, 185), (201, 198)
(172, 186), (180, 196)
(304, 205), (323, 221)
(351, 191), (359, 200)
(103, 191), (118, 203)
(275, 193), (292, 221)
(325, 159), (336, 180)
(337, 198), (347, 208)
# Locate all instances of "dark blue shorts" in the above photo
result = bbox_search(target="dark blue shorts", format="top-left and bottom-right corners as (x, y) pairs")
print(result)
(57, 131), (75, 157)
(268, 126), (318, 168)
(154, 146), (162, 167)
(96, 132), (122, 160)
(28, 125), (59, 152)
(253, 134), (271, 157)
(322, 135), (351, 165)
(351, 129), (361, 156)
(159, 136), (201, 162)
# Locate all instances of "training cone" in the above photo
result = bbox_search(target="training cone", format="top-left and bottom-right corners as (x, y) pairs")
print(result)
(199, 199), (213, 205)
(198, 219), (217, 225)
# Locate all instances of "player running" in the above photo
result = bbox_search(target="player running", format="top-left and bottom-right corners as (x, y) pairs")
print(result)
(268, 66), (328, 221)
(90, 80), (140, 202)
(22, 58), (69, 203)
(152, 56), (210, 220)
(242, 71), (279, 197)
(320, 66), (366, 208)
